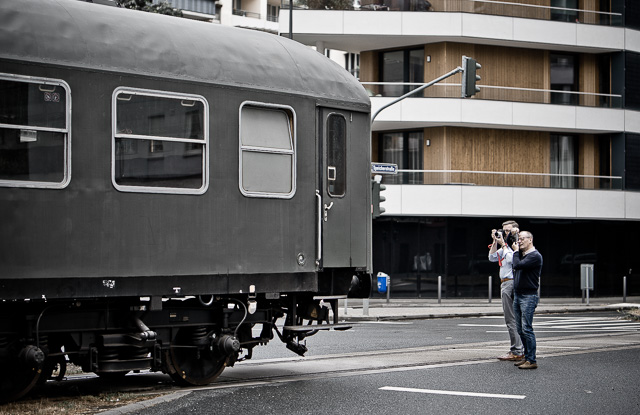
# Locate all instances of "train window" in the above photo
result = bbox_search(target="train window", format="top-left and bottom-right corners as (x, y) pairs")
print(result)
(239, 102), (296, 198)
(327, 113), (347, 197)
(112, 88), (208, 194)
(0, 74), (70, 188)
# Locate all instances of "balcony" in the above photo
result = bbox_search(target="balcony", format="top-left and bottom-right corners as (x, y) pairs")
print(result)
(379, 183), (640, 220)
(282, 0), (622, 26)
(278, 8), (634, 54)
(364, 82), (623, 108)
(384, 169), (622, 190)
(233, 9), (261, 18)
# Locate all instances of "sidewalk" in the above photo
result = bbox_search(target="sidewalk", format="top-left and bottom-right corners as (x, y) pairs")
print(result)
(338, 296), (640, 322)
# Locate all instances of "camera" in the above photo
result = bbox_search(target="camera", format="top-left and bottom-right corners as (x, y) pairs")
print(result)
(494, 229), (504, 239)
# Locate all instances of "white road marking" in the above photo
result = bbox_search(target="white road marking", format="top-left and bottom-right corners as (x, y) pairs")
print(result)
(462, 316), (640, 333)
(379, 386), (526, 400)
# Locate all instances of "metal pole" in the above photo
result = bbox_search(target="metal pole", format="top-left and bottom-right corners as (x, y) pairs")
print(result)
(288, 0), (293, 40)
(386, 276), (391, 304)
(344, 298), (348, 315)
(488, 276), (492, 303)
(623, 276), (627, 303)
(371, 66), (464, 122)
(363, 298), (369, 316)
(586, 284), (590, 305)
(438, 275), (442, 304)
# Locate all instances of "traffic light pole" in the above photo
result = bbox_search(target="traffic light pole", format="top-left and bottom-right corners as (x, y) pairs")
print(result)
(371, 65), (463, 122)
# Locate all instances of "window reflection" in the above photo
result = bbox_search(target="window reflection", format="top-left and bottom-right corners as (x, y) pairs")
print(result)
(113, 89), (207, 193)
(0, 77), (69, 186)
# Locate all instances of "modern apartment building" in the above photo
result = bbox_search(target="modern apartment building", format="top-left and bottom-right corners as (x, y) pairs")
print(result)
(157, 0), (282, 32)
(280, 1), (640, 298)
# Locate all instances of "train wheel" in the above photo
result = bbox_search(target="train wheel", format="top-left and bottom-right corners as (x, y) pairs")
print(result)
(165, 327), (228, 386)
(0, 344), (42, 403)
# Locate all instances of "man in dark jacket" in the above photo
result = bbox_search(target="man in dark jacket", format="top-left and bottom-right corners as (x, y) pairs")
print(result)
(512, 231), (543, 369)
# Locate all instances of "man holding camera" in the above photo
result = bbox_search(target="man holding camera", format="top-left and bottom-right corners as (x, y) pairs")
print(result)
(489, 220), (523, 361)
(512, 231), (543, 370)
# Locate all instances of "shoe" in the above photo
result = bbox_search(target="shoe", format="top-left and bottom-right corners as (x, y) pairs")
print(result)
(518, 361), (538, 370)
(498, 352), (524, 361)
(514, 359), (528, 367)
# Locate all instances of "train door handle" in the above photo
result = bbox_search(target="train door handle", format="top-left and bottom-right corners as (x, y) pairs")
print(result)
(323, 202), (334, 222)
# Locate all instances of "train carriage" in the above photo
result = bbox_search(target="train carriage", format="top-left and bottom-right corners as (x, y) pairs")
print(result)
(0, 0), (372, 401)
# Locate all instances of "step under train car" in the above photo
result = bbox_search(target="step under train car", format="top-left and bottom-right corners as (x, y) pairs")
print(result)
(0, 0), (372, 401)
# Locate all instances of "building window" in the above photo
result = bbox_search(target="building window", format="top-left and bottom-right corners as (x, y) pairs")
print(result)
(550, 54), (578, 105)
(112, 87), (208, 194)
(380, 48), (424, 97)
(267, 3), (279, 22)
(550, 135), (577, 188)
(379, 131), (423, 184)
(239, 102), (296, 198)
(0, 73), (70, 188)
(550, 0), (578, 22)
(327, 114), (347, 197)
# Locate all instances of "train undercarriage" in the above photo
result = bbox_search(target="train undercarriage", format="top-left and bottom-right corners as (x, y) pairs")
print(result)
(0, 293), (351, 402)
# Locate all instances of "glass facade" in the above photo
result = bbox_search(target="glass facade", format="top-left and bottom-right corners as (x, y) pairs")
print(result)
(372, 217), (640, 299)
(380, 48), (424, 97)
(379, 131), (423, 184)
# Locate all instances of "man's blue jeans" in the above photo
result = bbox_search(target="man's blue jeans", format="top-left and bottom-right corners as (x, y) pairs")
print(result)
(513, 293), (539, 364)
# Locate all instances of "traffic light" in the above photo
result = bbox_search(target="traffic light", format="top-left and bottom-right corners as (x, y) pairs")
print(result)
(462, 56), (481, 98)
(372, 178), (386, 218)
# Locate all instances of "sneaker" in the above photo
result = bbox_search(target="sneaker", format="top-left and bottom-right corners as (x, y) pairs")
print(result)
(514, 359), (528, 367)
(498, 352), (524, 361)
(518, 361), (538, 370)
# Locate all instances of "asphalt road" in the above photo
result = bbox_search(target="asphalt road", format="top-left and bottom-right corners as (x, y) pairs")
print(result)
(118, 312), (640, 415)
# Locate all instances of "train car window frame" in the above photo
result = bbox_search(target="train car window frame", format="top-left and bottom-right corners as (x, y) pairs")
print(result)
(239, 101), (296, 199)
(326, 113), (347, 198)
(0, 73), (71, 189)
(112, 87), (209, 195)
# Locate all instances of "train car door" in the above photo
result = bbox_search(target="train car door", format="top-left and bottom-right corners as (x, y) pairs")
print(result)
(319, 108), (351, 268)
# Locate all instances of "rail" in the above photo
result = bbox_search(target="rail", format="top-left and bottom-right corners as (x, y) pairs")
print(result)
(362, 82), (622, 108)
(281, 0), (622, 26)
(381, 169), (623, 190)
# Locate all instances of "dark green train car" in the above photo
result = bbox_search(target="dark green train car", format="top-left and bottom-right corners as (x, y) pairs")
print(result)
(0, 0), (371, 401)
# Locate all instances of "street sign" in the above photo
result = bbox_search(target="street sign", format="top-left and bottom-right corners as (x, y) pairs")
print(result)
(580, 263), (594, 290)
(371, 163), (398, 175)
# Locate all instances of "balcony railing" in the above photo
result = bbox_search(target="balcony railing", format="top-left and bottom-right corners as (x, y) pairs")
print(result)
(233, 9), (261, 19)
(382, 169), (623, 190)
(281, 0), (622, 26)
(362, 82), (623, 108)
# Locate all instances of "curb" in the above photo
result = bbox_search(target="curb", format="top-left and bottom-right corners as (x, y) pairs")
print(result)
(341, 305), (638, 322)
(98, 390), (191, 415)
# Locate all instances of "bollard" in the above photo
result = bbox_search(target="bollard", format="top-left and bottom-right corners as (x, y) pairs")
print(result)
(438, 275), (442, 304)
(387, 278), (391, 304)
(623, 276), (627, 303)
(344, 298), (348, 315)
(488, 276), (492, 303)
(363, 298), (369, 316)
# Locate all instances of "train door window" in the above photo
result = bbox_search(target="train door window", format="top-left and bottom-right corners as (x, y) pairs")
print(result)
(239, 102), (296, 198)
(0, 73), (70, 188)
(112, 87), (208, 194)
(327, 113), (346, 197)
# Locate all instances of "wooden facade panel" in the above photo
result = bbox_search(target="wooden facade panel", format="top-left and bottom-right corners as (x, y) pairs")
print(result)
(429, 0), (551, 19)
(422, 43), (547, 101)
(579, 54), (599, 106)
(423, 127), (550, 187)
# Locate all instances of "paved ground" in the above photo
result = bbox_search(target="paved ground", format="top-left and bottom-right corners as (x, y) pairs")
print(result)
(338, 296), (640, 321)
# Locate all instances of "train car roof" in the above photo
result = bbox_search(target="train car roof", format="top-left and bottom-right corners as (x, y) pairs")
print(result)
(0, 0), (370, 108)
